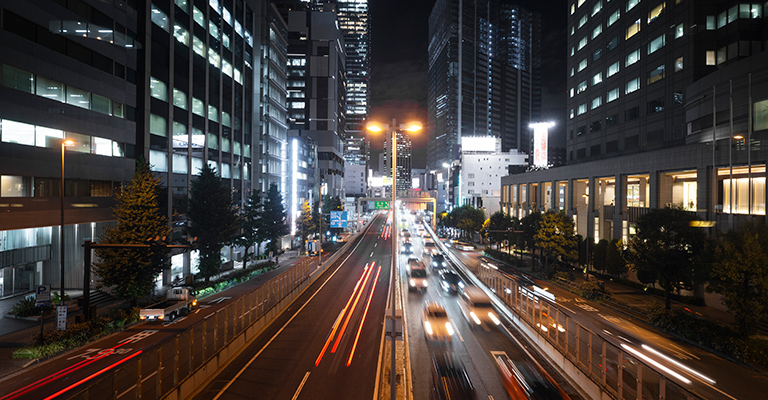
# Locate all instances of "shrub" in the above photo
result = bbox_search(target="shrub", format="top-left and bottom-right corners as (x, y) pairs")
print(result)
(10, 296), (50, 317)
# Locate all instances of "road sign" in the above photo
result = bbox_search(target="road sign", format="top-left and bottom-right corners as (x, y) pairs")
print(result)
(330, 211), (347, 228)
(35, 284), (51, 308)
(374, 201), (390, 210)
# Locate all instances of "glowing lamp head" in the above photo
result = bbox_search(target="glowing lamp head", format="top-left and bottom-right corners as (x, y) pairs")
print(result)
(366, 123), (383, 133)
(63, 139), (75, 146)
(404, 123), (422, 132)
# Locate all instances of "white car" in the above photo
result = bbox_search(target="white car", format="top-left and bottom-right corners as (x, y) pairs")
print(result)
(422, 302), (455, 343)
(459, 286), (501, 329)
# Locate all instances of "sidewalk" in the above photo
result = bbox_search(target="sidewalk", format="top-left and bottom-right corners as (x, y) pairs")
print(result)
(0, 249), (306, 380)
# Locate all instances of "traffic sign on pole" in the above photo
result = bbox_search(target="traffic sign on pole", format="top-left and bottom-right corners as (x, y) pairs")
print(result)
(35, 284), (51, 308)
(374, 201), (390, 210)
(330, 211), (348, 228)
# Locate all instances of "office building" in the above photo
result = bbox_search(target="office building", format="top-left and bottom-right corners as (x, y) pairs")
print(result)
(427, 0), (542, 171)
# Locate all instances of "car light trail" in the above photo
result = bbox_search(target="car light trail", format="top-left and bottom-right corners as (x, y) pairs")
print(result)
(641, 344), (716, 384)
(1, 341), (131, 400)
(332, 262), (375, 353)
(42, 350), (142, 400)
(621, 344), (691, 384)
(315, 263), (372, 366)
(346, 264), (382, 366)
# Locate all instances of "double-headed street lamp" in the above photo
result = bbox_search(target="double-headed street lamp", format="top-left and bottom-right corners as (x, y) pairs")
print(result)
(366, 118), (421, 400)
(60, 139), (74, 301)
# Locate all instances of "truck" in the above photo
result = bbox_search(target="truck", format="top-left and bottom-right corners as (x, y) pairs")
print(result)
(140, 287), (197, 322)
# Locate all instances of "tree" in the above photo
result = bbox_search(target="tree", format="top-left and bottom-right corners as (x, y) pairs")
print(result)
(94, 158), (170, 304)
(534, 211), (578, 273)
(623, 207), (707, 309)
(446, 205), (485, 241)
(188, 164), (238, 281)
(484, 211), (512, 244)
(261, 183), (289, 257)
(519, 212), (542, 264)
(233, 190), (263, 266)
(296, 200), (316, 252)
(593, 239), (609, 272)
(605, 239), (627, 277)
(708, 221), (768, 337)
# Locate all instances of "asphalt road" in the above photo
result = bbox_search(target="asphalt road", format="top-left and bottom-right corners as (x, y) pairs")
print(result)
(194, 212), (392, 400)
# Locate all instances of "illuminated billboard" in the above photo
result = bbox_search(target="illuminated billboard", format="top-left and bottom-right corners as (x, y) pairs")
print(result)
(530, 122), (554, 167)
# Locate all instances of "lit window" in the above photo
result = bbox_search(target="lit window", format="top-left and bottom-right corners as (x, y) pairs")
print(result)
(222, 60), (233, 77)
(625, 48), (640, 67)
(208, 20), (219, 40)
(675, 23), (684, 38)
(706, 16), (715, 30)
(193, 36), (205, 57)
(591, 96), (602, 110)
(706, 51), (715, 65)
(1, 120), (35, 145)
(193, 7), (205, 27)
(607, 61), (620, 77)
(607, 9), (620, 27)
(626, 0), (641, 12)
(647, 64), (665, 84)
(571, 4), (576, 14)
(592, 72), (603, 85)
(607, 88), (620, 102)
(626, 19), (641, 39)
(570, 88), (575, 97)
(149, 114), (167, 137)
(625, 77), (640, 94)
(675, 56), (683, 71)
(717, 11), (726, 28)
(571, 47), (575, 56)
(174, 24), (189, 46)
(208, 47), (220, 68)
(592, 0), (602, 16)
(578, 15), (588, 29)
(578, 58), (588, 72)
(150, 77), (167, 101)
(36, 76), (65, 102)
(571, 67), (575, 77)
(647, 3), (664, 24)
(577, 103), (587, 115)
(209, 0), (220, 13)
(578, 0), (586, 7)
(592, 24), (602, 39)
(173, 88), (187, 109)
(570, 109), (575, 119)
(223, 33), (231, 49)
(208, 105), (218, 122)
(647, 34), (665, 54)
(578, 36), (588, 50)
(151, 5), (169, 32)
(578, 80), (588, 93)
(192, 97), (204, 116)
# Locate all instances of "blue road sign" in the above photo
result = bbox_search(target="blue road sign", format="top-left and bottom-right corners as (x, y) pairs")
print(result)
(35, 284), (51, 307)
(330, 211), (348, 228)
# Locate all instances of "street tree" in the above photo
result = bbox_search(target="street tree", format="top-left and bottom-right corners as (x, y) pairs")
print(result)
(623, 206), (707, 309)
(94, 158), (170, 304)
(593, 239), (609, 272)
(188, 164), (238, 281)
(519, 212), (542, 264)
(708, 221), (768, 337)
(261, 183), (289, 257)
(296, 200), (316, 253)
(447, 205), (485, 241)
(605, 239), (627, 277)
(484, 211), (512, 245)
(534, 211), (578, 272)
(233, 189), (263, 266)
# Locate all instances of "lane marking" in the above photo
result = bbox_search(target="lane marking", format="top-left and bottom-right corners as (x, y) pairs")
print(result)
(346, 264), (382, 366)
(290, 372), (311, 400)
(370, 252), (374, 257)
(331, 264), (375, 353)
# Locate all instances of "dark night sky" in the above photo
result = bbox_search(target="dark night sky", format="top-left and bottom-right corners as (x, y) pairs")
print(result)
(367, 0), (567, 171)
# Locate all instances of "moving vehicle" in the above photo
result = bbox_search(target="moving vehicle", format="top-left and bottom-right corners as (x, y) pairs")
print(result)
(140, 287), (197, 321)
(458, 286), (501, 328)
(430, 352), (476, 400)
(401, 242), (413, 254)
(439, 271), (463, 294)
(408, 259), (428, 292)
(491, 351), (571, 400)
(422, 302), (454, 343)
(430, 253), (448, 272)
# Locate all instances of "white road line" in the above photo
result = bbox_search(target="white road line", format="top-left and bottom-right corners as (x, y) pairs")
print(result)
(211, 232), (365, 400)
(291, 372), (311, 400)
(370, 252), (374, 257)
(451, 318), (464, 342)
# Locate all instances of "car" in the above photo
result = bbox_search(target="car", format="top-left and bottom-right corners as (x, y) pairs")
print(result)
(408, 259), (428, 292)
(430, 352), (476, 400)
(458, 286), (501, 329)
(401, 242), (413, 254)
(439, 271), (463, 294)
(422, 302), (454, 343)
(430, 253), (448, 271)
(491, 351), (571, 400)
(400, 228), (409, 236)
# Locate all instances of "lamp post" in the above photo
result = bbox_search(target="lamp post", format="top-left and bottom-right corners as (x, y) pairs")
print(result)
(367, 119), (421, 400)
(60, 139), (74, 301)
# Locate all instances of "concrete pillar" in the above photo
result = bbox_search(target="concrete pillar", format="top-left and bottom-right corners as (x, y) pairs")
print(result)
(647, 171), (659, 209)
(614, 174), (626, 241)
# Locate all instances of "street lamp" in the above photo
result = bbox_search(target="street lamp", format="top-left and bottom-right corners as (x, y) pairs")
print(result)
(60, 139), (74, 301)
(366, 118), (421, 400)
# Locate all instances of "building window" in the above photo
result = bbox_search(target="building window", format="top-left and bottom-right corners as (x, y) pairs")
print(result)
(625, 106), (640, 121)
(3, 65), (33, 93)
(754, 99), (768, 131)
(648, 98), (664, 113)
(592, 1), (602, 16)
(593, 48), (603, 61)
(606, 113), (619, 126)
(717, 11), (727, 28)
(674, 92), (684, 105)
(607, 87), (620, 102)
(626, 19), (641, 40)
(36, 76), (65, 102)
(578, 36), (588, 51)
(647, 34), (665, 54)
(192, 97), (204, 116)
(608, 9), (620, 27)
(625, 77), (640, 94)
(571, 4), (576, 15)
(571, 47), (576, 57)
(149, 114), (167, 137)
(591, 96), (602, 110)
(706, 16), (715, 30)
(607, 36), (619, 51)
(592, 72), (603, 85)
(592, 24), (602, 39)
(66, 86), (90, 109)
(174, 24), (189, 46)
(673, 56), (683, 72)
(578, 58), (588, 72)
(675, 23), (684, 38)
(578, 80), (588, 93)
(150, 77), (167, 101)
(627, 0), (641, 12)
(717, 47), (727, 64)
(173, 88), (187, 109)
(193, 36), (205, 57)
(570, 109), (575, 119)
(193, 6), (205, 27)
(578, 103), (587, 115)
(647, 64), (665, 84)
(590, 120), (602, 132)
(607, 61), (620, 77)
(626, 48), (640, 67)
(570, 87), (575, 97)
(577, 126), (587, 136)
(706, 50), (716, 65)
(151, 5), (170, 32)
(149, 149), (168, 172)
(578, 14), (588, 29)
(647, 2), (664, 24)
(0, 120), (35, 145)
(208, 105), (218, 122)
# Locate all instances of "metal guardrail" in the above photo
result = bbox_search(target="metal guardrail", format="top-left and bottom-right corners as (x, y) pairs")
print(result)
(478, 267), (700, 400)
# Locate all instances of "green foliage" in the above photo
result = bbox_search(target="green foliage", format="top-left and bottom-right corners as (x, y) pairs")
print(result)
(623, 206), (707, 309)
(593, 239), (608, 272)
(708, 220), (768, 337)
(94, 158), (171, 303)
(188, 164), (238, 281)
(10, 296), (47, 317)
(234, 190), (263, 264)
(577, 235), (595, 268)
(13, 307), (140, 359)
(296, 200), (315, 252)
(192, 261), (276, 297)
(535, 211), (578, 272)
(483, 211), (512, 243)
(605, 239), (627, 276)
(442, 205), (486, 241)
(261, 183), (289, 256)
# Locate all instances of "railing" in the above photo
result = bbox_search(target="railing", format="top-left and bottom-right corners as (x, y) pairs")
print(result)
(478, 267), (699, 400)
(67, 258), (315, 400)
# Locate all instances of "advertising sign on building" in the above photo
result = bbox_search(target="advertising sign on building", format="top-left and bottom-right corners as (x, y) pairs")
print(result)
(530, 122), (554, 167)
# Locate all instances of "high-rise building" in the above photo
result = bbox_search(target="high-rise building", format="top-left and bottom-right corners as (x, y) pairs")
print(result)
(336, 0), (370, 138)
(427, 0), (542, 172)
(501, 0), (768, 245)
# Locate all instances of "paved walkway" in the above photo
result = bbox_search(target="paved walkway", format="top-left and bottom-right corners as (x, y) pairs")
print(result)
(0, 250), (305, 379)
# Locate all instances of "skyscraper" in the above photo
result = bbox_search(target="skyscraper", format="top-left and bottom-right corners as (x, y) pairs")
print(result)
(336, 0), (370, 138)
(427, 0), (542, 172)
